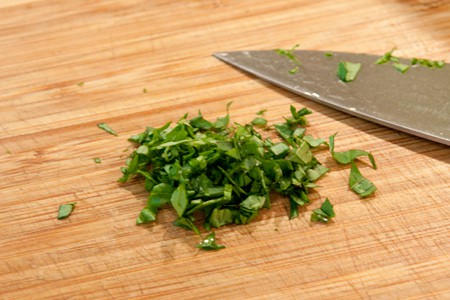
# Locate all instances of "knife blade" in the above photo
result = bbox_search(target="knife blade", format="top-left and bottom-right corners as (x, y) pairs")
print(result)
(213, 50), (450, 146)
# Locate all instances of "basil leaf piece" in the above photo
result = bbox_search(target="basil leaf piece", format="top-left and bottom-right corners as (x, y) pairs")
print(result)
(174, 217), (201, 236)
(57, 203), (76, 220)
(349, 161), (377, 198)
(289, 199), (299, 220)
(275, 44), (302, 74)
(286, 141), (312, 164)
(97, 122), (118, 136)
(190, 112), (213, 130)
(256, 109), (267, 115)
(240, 195), (266, 211)
(274, 123), (293, 141)
(209, 208), (235, 228)
(435, 61), (445, 68)
(289, 66), (299, 74)
(306, 164), (329, 181)
(270, 142), (289, 156)
(411, 58), (446, 68)
(213, 101), (232, 129)
(376, 48), (397, 65)
(337, 61), (361, 82)
(303, 135), (327, 148)
(329, 133), (376, 169)
(310, 198), (335, 223)
(136, 207), (157, 224)
(251, 117), (267, 127)
(171, 183), (188, 217)
(392, 63), (410, 73)
(196, 232), (225, 251)
(284, 106), (311, 126)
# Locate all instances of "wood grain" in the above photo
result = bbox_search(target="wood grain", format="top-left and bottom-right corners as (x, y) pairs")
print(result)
(1, 0), (449, 299)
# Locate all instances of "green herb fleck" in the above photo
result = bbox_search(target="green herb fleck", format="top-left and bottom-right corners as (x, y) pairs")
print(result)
(256, 109), (267, 115)
(310, 198), (335, 223)
(94, 158), (102, 163)
(376, 48), (398, 65)
(349, 161), (377, 197)
(97, 122), (118, 136)
(289, 66), (299, 74)
(77, 82), (84, 86)
(329, 133), (376, 169)
(303, 135), (327, 148)
(174, 217), (201, 236)
(275, 44), (301, 74)
(411, 57), (445, 68)
(171, 183), (188, 217)
(251, 117), (267, 127)
(392, 63), (410, 73)
(337, 61), (361, 82)
(57, 203), (77, 220)
(325, 52), (333, 57)
(196, 232), (225, 251)
(435, 61), (445, 68)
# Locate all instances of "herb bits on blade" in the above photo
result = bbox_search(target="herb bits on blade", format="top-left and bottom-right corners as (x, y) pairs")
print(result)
(119, 104), (378, 250)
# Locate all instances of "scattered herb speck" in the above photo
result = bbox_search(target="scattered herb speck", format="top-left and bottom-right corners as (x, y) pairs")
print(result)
(337, 61), (361, 82)
(393, 63), (410, 73)
(275, 44), (301, 74)
(57, 203), (77, 220)
(311, 198), (335, 223)
(97, 122), (118, 136)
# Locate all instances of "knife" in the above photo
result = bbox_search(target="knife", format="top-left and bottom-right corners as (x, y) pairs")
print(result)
(213, 50), (450, 146)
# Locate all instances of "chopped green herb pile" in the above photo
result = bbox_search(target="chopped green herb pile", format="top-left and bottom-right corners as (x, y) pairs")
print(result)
(57, 203), (76, 219)
(119, 105), (377, 250)
(310, 198), (335, 223)
(97, 122), (118, 136)
(275, 44), (301, 74)
(337, 61), (361, 82)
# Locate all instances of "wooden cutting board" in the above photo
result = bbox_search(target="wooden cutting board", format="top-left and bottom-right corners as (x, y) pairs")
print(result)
(1, 1), (449, 299)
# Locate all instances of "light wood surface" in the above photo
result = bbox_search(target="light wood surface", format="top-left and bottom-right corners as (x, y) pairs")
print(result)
(1, 1), (449, 299)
